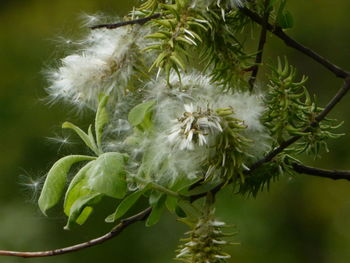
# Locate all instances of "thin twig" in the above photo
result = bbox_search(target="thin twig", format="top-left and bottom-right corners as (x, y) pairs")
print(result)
(315, 77), (350, 122)
(249, 0), (271, 91)
(240, 7), (350, 79)
(0, 207), (152, 258)
(248, 135), (300, 172)
(292, 162), (350, 181)
(249, 77), (350, 172)
(90, 13), (161, 30)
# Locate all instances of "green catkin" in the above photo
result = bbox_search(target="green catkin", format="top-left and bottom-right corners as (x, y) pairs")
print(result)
(176, 197), (236, 263)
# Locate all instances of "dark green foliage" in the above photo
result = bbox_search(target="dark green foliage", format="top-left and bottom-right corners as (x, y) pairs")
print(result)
(264, 57), (310, 144)
(239, 154), (295, 197)
(264, 57), (343, 157)
(200, 7), (254, 89)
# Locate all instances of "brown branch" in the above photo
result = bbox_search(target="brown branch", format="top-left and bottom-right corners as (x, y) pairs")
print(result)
(240, 7), (350, 79)
(0, 207), (152, 258)
(90, 13), (161, 30)
(249, 0), (271, 91)
(292, 162), (350, 181)
(249, 77), (350, 172)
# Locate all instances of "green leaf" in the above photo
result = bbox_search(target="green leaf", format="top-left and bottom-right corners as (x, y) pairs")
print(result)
(146, 194), (166, 227)
(64, 161), (97, 216)
(165, 196), (177, 212)
(87, 152), (129, 199)
(170, 53), (186, 71)
(64, 193), (101, 230)
(149, 190), (162, 206)
(177, 199), (201, 219)
(275, 0), (294, 29)
(175, 205), (186, 218)
(95, 94), (109, 151)
(38, 155), (95, 215)
(76, 206), (93, 225)
(170, 175), (201, 193)
(62, 122), (98, 155)
(128, 100), (156, 128)
(277, 11), (294, 29)
(105, 185), (150, 223)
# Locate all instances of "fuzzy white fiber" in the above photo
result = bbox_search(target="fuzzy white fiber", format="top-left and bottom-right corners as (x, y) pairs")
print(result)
(104, 71), (270, 184)
(150, 72), (270, 164)
(46, 18), (147, 109)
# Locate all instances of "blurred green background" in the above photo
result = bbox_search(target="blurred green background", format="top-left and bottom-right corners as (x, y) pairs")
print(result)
(1, 0), (350, 262)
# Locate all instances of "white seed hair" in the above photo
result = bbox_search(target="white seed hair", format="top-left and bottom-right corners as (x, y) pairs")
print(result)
(127, 71), (270, 183)
(46, 18), (148, 110)
(150, 72), (270, 158)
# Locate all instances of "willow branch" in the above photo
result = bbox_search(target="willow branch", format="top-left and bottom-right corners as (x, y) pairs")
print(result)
(249, 77), (350, 172)
(0, 207), (152, 258)
(249, 0), (271, 91)
(292, 163), (350, 181)
(90, 14), (161, 30)
(240, 7), (349, 79)
(192, 78), (350, 199)
(315, 77), (350, 122)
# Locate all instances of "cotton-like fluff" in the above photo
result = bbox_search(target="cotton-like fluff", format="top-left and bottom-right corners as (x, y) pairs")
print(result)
(150, 72), (270, 166)
(46, 19), (148, 110)
(138, 136), (207, 186)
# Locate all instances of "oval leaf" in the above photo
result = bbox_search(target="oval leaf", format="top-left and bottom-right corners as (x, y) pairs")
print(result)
(165, 196), (177, 213)
(38, 155), (95, 215)
(146, 194), (166, 227)
(128, 100), (155, 127)
(106, 185), (150, 223)
(64, 161), (96, 216)
(87, 152), (129, 199)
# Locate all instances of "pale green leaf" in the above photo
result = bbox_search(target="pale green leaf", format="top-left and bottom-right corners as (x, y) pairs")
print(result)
(87, 152), (129, 199)
(128, 100), (156, 127)
(76, 206), (93, 225)
(95, 94), (109, 151)
(165, 196), (177, 213)
(64, 161), (96, 216)
(62, 122), (98, 155)
(38, 155), (95, 215)
(170, 54), (186, 71)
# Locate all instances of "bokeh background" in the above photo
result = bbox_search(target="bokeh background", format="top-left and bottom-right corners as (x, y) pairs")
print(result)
(1, 0), (350, 262)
